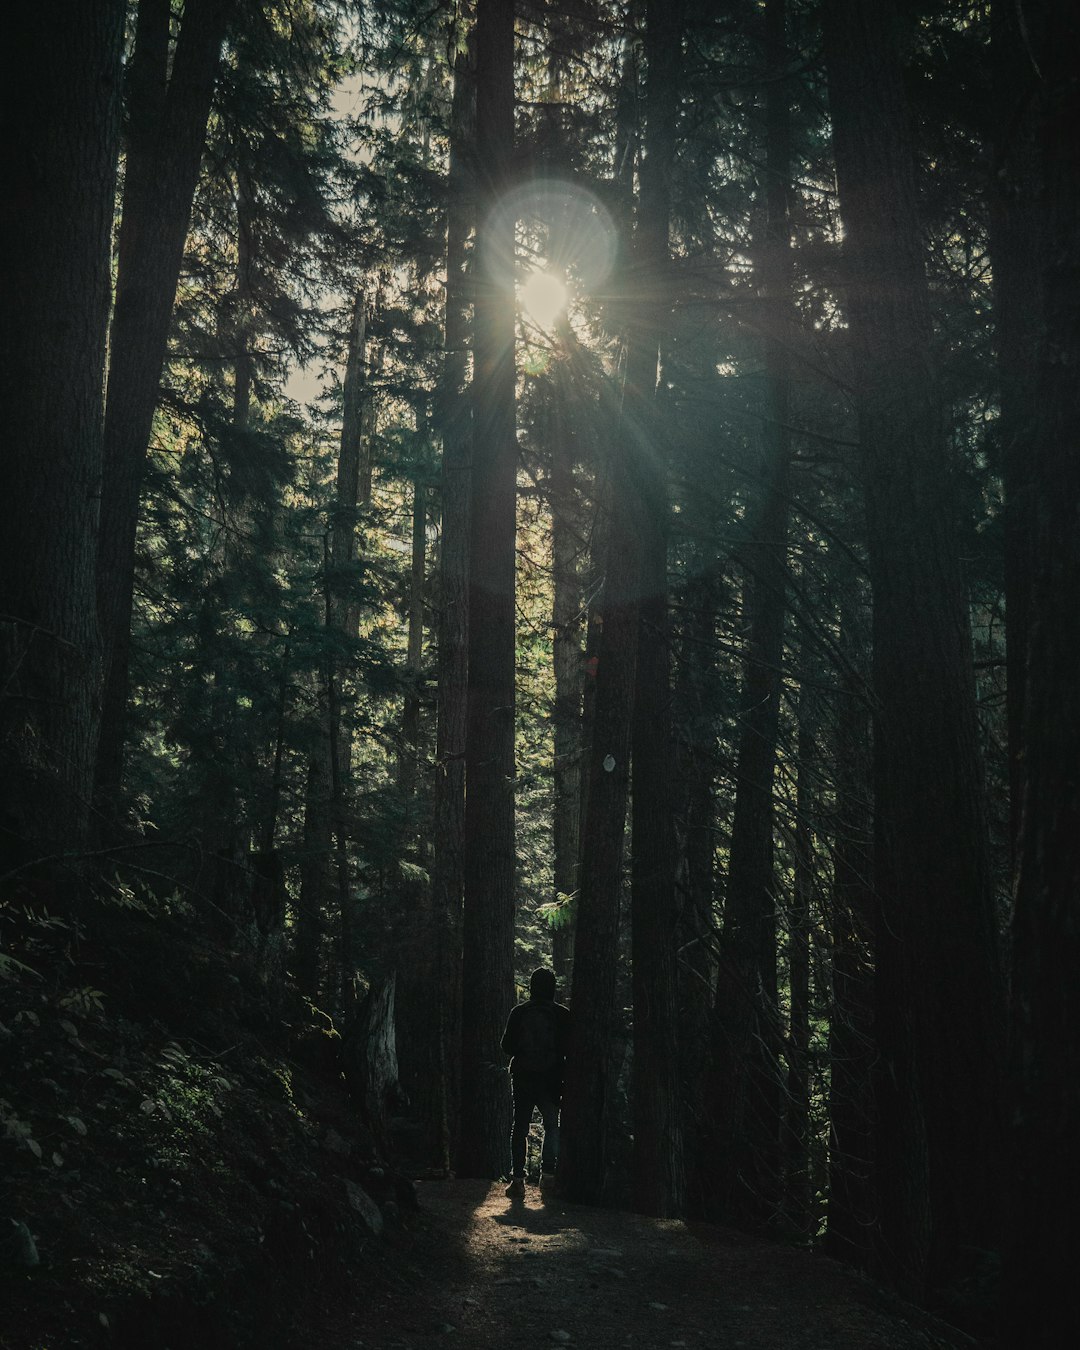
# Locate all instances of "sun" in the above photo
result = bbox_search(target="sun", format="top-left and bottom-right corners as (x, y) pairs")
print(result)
(519, 267), (568, 330)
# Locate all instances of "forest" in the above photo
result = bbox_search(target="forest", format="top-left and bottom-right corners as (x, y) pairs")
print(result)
(1, 0), (1077, 1346)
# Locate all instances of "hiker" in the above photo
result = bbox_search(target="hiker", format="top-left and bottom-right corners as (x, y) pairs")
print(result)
(501, 967), (571, 1198)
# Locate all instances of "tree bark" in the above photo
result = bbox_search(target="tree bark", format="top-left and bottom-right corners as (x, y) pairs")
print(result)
(673, 557), (719, 1214)
(823, 0), (1006, 1300)
(783, 678), (814, 1242)
(987, 0), (1041, 857)
(330, 292), (373, 1014)
(557, 26), (649, 1209)
(94, 0), (233, 816)
(400, 478), (428, 801)
(430, 25), (475, 1173)
(0, 0), (125, 874)
(457, 0), (517, 1179)
(550, 362), (584, 984)
(707, 0), (793, 1226)
(1004, 4), (1080, 1344)
(296, 724), (331, 1000)
(558, 409), (638, 1203)
(628, 0), (686, 1221)
(823, 584), (876, 1269)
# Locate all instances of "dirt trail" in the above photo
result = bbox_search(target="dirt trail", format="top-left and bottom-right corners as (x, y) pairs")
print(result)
(299, 1180), (972, 1350)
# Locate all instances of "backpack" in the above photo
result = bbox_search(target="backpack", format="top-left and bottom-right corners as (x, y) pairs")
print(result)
(513, 1000), (558, 1074)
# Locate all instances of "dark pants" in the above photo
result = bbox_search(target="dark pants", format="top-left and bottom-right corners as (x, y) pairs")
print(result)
(509, 1071), (560, 1178)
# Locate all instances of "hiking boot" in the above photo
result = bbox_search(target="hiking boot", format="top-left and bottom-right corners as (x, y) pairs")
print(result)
(504, 1177), (525, 1199)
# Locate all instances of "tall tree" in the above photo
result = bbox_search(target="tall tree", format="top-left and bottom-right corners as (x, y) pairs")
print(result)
(628, 0), (686, 1220)
(823, 582), (875, 1268)
(823, 0), (1006, 1299)
(1004, 2), (1080, 1344)
(1, 0), (126, 872)
(707, 0), (794, 1225)
(430, 23), (476, 1172)
(986, 0), (1041, 855)
(547, 353), (585, 985)
(456, 0), (517, 1179)
(784, 671), (815, 1242)
(558, 24), (644, 1207)
(95, 0), (234, 817)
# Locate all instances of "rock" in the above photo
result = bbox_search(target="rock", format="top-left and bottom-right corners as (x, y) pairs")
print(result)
(1, 1219), (39, 1270)
(587, 1264), (626, 1279)
(323, 1127), (351, 1155)
(343, 1178), (384, 1235)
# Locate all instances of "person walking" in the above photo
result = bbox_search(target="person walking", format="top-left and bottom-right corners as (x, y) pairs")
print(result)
(501, 967), (571, 1198)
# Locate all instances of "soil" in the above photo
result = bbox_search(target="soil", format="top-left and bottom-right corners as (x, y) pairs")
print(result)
(299, 1179), (975, 1350)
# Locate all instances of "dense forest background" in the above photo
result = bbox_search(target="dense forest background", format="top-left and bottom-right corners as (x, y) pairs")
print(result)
(2, 0), (1077, 1345)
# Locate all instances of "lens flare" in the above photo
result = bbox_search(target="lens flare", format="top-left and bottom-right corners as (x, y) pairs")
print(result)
(520, 268), (568, 329)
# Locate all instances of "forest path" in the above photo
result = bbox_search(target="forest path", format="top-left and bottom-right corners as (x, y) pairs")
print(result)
(300, 1179), (970, 1350)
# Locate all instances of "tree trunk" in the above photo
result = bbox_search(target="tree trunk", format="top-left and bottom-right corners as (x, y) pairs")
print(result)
(707, 0), (793, 1226)
(335, 292), (371, 642)
(1004, 5), (1080, 1344)
(673, 558), (719, 1214)
(823, 0), (1006, 1300)
(296, 724), (331, 1001)
(628, 0), (686, 1221)
(987, 1), (1041, 857)
(328, 292), (373, 1015)
(558, 411), (638, 1203)
(400, 478), (428, 800)
(94, 0), (233, 816)
(550, 362), (584, 984)
(0, 0), (125, 876)
(456, 0), (517, 1179)
(823, 585), (876, 1268)
(557, 29), (650, 1208)
(784, 677), (814, 1242)
(430, 27), (475, 1173)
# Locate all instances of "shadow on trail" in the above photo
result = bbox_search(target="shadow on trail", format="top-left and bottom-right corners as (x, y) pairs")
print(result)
(492, 1193), (577, 1235)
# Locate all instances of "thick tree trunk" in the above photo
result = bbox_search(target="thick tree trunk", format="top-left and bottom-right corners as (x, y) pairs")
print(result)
(558, 19), (653, 1212)
(94, 0), (233, 816)
(393, 475), (432, 1135)
(783, 680), (814, 1242)
(0, 0), (125, 875)
(1004, 5), (1080, 1344)
(558, 420), (638, 1203)
(456, 0), (517, 1179)
(987, 1), (1041, 857)
(823, 0), (1006, 1300)
(628, 0), (686, 1221)
(430, 29), (475, 1173)
(673, 558), (719, 1213)
(550, 364), (584, 984)
(824, 586), (876, 1268)
(707, 0), (793, 1225)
